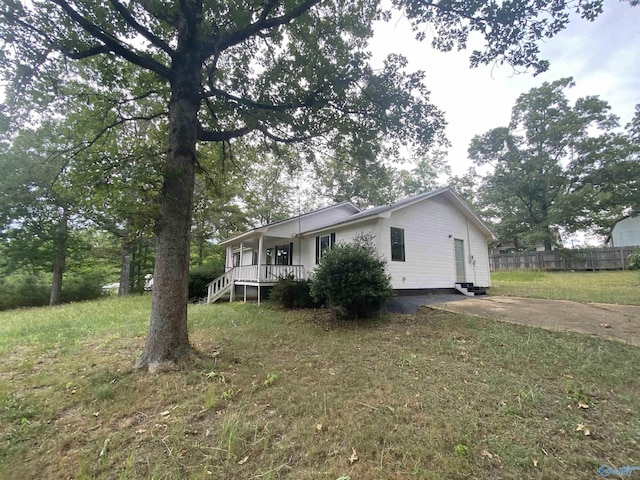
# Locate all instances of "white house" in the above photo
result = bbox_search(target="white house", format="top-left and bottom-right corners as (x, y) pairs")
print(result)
(608, 215), (640, 247)
(207, 186), (496, 303)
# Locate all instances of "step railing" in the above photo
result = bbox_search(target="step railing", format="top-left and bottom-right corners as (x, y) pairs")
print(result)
(207, 269), (234, 303)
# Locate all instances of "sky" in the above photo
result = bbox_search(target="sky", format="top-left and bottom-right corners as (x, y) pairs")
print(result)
(370, 0), (640, 176)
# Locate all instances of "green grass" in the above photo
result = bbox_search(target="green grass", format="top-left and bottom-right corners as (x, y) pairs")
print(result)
(0, 295), (152, 354)
(490, 270), (640, 305)
(0, 296), (639, 479)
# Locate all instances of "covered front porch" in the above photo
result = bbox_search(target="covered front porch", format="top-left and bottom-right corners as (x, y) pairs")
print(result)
(206, 264), (306, 303)
(206, 229), (306, 303)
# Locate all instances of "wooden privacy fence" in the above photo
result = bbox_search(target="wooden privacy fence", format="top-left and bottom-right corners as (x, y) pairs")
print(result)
(490, 246), (639, 271)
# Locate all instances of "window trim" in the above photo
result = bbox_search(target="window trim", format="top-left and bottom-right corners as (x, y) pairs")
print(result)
(390, 227), (405, 262)
(274, 242), (294, 266)
(315, 232), (336, 264)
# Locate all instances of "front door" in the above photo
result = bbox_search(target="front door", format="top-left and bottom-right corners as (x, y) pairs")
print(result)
(454, 239), (466, 283)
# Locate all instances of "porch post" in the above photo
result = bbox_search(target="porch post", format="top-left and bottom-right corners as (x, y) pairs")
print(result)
(239, 241), (244, 266)
(257, 235), (264, 305)
(225, 245), (233, 271)
(229, 268), (235, 303)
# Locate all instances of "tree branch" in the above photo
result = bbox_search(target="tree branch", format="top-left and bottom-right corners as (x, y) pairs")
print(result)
(49, 111), (167, 185)
(108, 0), (175, 57)
(50, 0), (174, 81)
(256, 124), (315, 144)
(202, 0), (321, 59)
(197, 125), (255, 142)
(201, 86), (324, 112)
(136, 0), (178, 27)
(66, 45), (112, 59)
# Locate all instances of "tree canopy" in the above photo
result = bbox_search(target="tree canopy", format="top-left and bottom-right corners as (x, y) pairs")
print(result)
(469, 78), (638, 249)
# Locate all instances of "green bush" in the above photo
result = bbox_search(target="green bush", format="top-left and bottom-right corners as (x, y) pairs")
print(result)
(309, 241), (393, 319)
(0, 273), (50, 310)
(628, 248), (640, 270)
(61, 273), (105, 303)
(189, 260), (225, 301)
(269, 273), (321, 309)
(0, 271), (105, 311)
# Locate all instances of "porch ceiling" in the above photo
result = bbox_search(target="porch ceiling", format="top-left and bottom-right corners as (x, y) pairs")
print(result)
(229, 234), (293, 249)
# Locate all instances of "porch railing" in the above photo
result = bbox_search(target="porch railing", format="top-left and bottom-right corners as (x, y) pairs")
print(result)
(207, 269), (234, 303)
(206, 265), (306, 303)
(233, 264), (306, 282)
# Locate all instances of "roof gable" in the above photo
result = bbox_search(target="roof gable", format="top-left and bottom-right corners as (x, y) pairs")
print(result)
(220, 186), (496, 245)
(301, 186), (496, 240)
(220, 201), (359, 245)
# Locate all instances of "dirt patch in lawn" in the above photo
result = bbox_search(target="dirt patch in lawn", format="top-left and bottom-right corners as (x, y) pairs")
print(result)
(434, 296), (640, 346)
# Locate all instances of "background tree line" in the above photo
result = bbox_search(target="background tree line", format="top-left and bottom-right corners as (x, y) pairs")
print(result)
(2, 75), (637, 312)
(461, 79), (640, 252)
(0, 95), (449, 311)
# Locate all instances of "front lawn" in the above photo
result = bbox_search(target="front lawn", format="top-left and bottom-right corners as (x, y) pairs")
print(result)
(0, 296), (638, 479)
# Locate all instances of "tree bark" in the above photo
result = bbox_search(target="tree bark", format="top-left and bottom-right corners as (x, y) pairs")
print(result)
(49, 207), (69, 306)
(118, 228), (133, 296)
(135, 16), (201, 369)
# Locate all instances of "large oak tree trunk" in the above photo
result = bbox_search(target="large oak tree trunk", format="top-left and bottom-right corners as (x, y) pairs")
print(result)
(135, 48), (201, 370)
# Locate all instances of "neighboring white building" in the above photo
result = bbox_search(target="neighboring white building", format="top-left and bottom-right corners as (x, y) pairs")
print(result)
(207, 186), (496, 303)
(608, 215), (640, 247)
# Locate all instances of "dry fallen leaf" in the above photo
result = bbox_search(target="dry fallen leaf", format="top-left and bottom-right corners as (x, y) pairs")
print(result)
(576, 423), (591, 436)
(349, 447), (358, 464)
(160, 410), (171, 417)
(600, 323), (612, 329)
(533, 459), (538, 467)
(480, 450), (493, 459)
(238, 456), (249, 465)
(578, 401), (589, 409)
(316, 423), (323, 432)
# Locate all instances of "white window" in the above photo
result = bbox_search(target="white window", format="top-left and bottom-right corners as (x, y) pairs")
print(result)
(315, 233), (336, 263)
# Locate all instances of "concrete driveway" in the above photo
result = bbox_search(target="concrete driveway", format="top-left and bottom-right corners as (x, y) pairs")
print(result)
(384, 293), (640, 346)
(384, 293), (466, 314)
(433, 295), (640, 346)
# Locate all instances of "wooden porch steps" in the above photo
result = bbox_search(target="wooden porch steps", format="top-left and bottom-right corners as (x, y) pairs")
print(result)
(207, 270), (234, 303)
(455, 282), (487, 297)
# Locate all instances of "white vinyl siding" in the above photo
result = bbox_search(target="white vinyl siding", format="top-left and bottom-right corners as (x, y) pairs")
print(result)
(266, 203), (358, 238)
(380, 197), (491, 289)
(228, 189), (492, 290)
(303, 203), (491, 289)
(301, 223), (377, 274)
